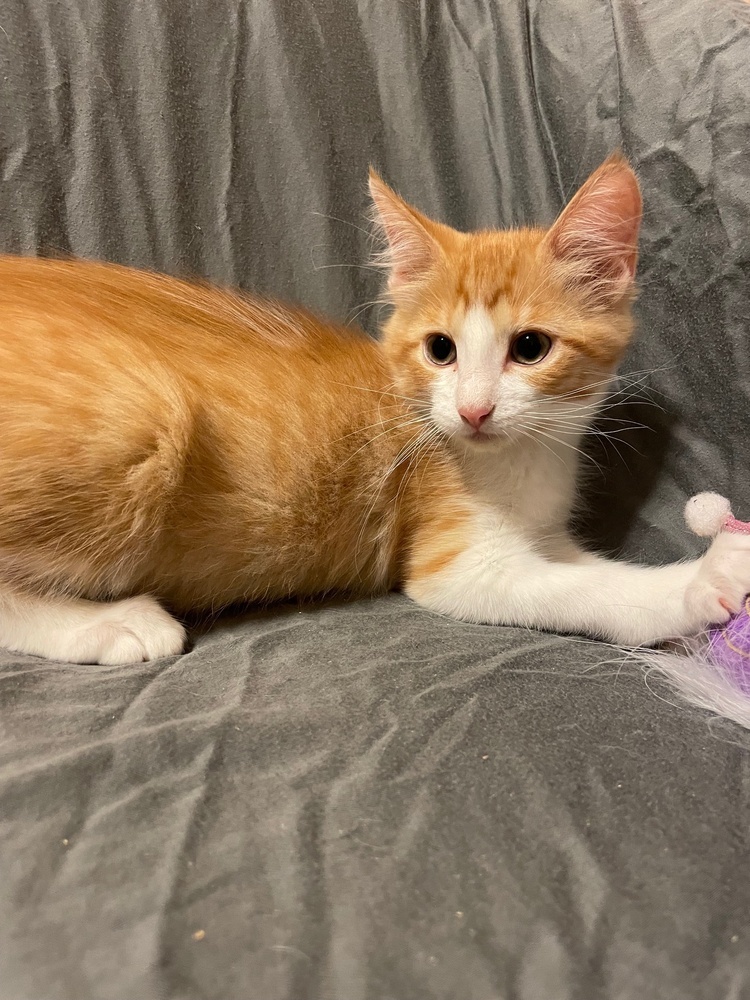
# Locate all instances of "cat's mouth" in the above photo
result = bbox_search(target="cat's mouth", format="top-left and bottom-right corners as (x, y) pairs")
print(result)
(461, 427), (502, 445)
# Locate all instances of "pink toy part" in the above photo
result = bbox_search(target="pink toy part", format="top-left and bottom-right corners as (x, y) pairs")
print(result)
(725, 515), (750, 535)
(684, 492), (750, 693)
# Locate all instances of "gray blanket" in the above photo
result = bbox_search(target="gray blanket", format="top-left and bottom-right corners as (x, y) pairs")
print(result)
(2, 1), (750, 998)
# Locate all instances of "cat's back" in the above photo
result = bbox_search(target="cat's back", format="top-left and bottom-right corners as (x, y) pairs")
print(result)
(0, 255), (400, 601)
(0, 253), (377, 360)
(0, 253), (386, 423)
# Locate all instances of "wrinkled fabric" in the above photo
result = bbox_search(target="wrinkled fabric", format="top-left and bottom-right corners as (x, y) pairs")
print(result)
(1, 1), (750, 998)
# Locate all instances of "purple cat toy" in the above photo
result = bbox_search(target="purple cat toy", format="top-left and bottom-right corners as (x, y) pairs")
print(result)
(685, 492), (750, 694)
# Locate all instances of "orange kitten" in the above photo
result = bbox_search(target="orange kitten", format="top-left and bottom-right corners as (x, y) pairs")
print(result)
(1, 154), (748, 664)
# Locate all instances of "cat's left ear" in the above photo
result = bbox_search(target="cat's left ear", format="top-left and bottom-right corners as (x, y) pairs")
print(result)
(368, 170), (451, 293)
(544, 153), (642, 305)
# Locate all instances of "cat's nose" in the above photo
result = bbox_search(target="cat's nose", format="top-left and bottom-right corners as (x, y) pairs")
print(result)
(458, 404), (495, 432)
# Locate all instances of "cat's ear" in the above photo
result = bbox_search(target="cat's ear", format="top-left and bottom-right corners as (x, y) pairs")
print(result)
(544, 153), (642, 304)
(368, 169), (447, 292)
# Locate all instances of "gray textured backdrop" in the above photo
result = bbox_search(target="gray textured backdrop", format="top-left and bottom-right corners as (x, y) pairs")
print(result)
(2, 2), (750, 999)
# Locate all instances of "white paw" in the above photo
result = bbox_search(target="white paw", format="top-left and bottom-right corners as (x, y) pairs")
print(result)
(66, 596), (186, 665)
(686, 532), (750, 630)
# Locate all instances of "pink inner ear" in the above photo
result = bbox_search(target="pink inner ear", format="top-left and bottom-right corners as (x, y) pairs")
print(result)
(549, 162), (642, 296)
(369, 176), (439, 290)
(379, 211), (435, 288)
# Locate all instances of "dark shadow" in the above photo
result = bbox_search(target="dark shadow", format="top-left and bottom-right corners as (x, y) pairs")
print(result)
(572, 397), (679, 556)
(180, 592), (360, 640)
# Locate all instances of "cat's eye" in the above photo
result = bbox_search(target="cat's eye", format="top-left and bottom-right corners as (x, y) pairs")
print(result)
(424, 334), (457, 366)
(510, 331), (552, 365)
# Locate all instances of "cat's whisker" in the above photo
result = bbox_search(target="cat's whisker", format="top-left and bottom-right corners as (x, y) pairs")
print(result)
(395, 425), (446, 508)
(512, 424), (573, 469)
(589, 415), (651, 428)
(583, 428), (644, 457)
(310, 259), (385, 273)
(518, 421), (606, 475)
(414, 431), (445, 496)
(326, 379), (429, 410)
(546, 365), (672, 404)
(331, 411), (419, 445)
(601, 394), (666, 414)
(587, 433), (638, 464)
(310, 210), (374, 240)
(585, 427), (646, 449)
(523, 411), (651, 437)
(346, 295), (391, 327)
(524, 412), (650, 433)
(532, 388), (666, 419)
(352, 422), (438, 574)
(333, 415), (431, 473)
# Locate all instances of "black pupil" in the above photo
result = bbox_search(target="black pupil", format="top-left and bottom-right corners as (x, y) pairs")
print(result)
(515, 333), (543, 361)
(430, 336), (454, 362)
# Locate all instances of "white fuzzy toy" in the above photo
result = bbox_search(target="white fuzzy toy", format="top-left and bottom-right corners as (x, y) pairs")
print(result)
(684, 491), (732, 538)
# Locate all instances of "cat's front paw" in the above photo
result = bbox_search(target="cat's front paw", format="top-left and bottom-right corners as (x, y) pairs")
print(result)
(685, 531), (750, 631)
(68, 596), (186, 665)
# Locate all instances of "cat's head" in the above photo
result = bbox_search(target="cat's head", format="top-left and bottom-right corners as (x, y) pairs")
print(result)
(369, 154), (642, 448)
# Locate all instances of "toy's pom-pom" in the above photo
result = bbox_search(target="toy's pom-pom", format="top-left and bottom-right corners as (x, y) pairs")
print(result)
(685, 492), (732, 537)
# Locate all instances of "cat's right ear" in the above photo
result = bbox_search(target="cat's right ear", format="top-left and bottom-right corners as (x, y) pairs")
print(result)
(368, 170), (446, 292)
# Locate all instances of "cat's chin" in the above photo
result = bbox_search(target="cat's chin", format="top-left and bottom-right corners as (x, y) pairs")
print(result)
(452, 428), (509, 450)
(465, 432), (498, 445)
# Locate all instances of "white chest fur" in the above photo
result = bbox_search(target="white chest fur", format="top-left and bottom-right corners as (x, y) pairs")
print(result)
(457, 432), (581, 538)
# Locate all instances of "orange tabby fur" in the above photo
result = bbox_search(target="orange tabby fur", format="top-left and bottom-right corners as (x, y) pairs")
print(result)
(0, 255), (449, 610)
(0, 155), (639, 634)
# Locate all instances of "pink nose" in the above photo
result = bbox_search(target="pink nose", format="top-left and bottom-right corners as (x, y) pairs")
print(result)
(458, 404), (495, 432)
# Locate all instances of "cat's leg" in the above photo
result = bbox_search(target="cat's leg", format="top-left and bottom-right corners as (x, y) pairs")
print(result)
(405, 513), (750, 647)
(0, 584), (186, 664)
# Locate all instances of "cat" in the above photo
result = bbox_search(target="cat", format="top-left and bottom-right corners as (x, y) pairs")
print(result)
(0, 152), (748, 665)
